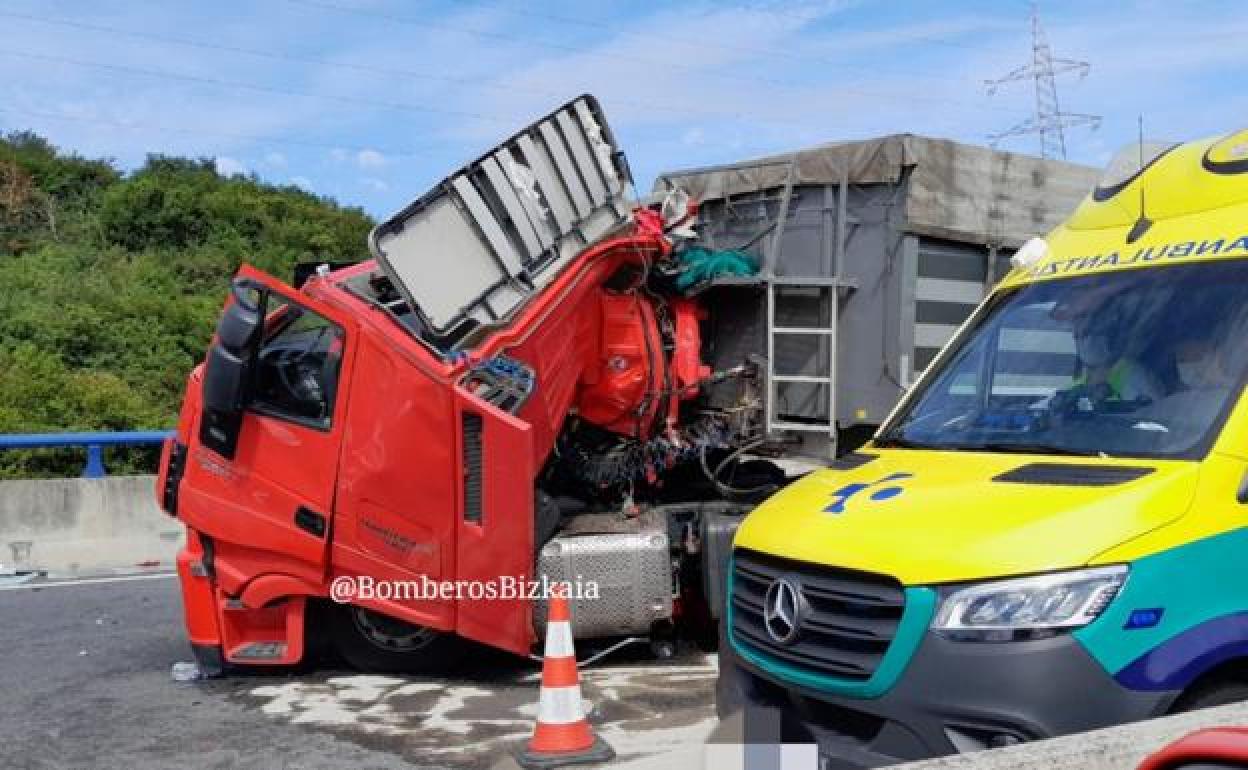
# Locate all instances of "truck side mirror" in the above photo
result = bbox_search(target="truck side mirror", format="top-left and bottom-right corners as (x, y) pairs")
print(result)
(199, 281), (263, 459)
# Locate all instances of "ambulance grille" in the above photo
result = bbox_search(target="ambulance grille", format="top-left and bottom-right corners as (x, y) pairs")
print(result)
(731, 548), (905, 682)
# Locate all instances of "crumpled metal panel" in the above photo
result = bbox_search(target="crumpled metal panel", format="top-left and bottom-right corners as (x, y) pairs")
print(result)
(369, 94), (634, 345)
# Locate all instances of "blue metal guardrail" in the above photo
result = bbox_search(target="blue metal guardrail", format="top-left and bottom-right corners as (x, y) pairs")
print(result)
(0, 431), (174, 478)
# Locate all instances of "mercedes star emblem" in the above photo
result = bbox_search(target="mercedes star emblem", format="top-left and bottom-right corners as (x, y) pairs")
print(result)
(764, 577), (802, 645)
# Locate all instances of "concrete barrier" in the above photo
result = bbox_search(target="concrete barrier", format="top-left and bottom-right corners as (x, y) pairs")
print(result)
(898, 701), (1248, 769)
(0, 475), (183, 576)
(674, 701), (1248, 770)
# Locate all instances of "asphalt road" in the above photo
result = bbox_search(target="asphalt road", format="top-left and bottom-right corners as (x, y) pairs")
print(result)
(0, 575), (717, 770)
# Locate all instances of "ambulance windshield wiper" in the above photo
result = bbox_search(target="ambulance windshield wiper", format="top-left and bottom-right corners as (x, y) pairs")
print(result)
(873, 436), (943, 450)
(963, 442), (1104, 457)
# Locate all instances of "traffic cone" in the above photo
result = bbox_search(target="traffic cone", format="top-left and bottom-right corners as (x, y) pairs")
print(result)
(517, 587), (615, 769)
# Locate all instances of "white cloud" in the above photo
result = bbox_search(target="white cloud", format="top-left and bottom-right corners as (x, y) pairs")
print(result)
(215, 156), (246, 176)
(0, 3), (378, 188)
(356, 149), (387, 169)
(4, 0), (1245, 217)
(447, 0), (1248, 183)
(450, 2), (992, 172)
(290, 175), (314, 190)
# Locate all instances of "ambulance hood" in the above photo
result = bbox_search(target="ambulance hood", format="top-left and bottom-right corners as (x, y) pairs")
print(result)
(733, 449), (1200, 585)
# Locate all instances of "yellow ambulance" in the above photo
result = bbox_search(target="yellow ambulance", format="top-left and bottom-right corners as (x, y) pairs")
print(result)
(718, 128), (1248, 766)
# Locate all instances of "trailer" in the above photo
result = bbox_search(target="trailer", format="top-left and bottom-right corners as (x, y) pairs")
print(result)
(655, 135), (1099, 454)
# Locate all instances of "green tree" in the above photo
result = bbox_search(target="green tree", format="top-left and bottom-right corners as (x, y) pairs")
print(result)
(0, 132), (374, 477)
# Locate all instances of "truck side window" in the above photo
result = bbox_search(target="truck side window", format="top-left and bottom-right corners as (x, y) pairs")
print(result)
(250, 295), (344, 429)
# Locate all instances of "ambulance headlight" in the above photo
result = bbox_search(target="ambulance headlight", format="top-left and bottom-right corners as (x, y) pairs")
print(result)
(931, 565), (1127, 642)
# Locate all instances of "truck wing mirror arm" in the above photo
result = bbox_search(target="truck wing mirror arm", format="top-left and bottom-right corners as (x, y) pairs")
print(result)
(199, 278), (266, 459)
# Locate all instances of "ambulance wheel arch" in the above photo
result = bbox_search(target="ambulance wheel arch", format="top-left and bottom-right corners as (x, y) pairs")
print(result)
(1076, 523), (1248, 713)
(1170, 668), (1248, 714)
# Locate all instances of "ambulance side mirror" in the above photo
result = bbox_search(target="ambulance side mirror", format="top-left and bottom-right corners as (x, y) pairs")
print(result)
(199, 281), (264, 459)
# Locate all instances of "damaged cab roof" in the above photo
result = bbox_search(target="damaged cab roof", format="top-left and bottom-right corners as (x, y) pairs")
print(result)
(367, 95), (635, 348)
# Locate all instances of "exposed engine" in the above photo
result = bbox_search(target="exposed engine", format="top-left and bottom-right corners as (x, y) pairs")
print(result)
(366, 189), (781, 645)
(522, 203), (784, 645)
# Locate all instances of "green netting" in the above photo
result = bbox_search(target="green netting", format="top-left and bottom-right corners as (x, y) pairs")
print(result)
(673, 247), (760, 290)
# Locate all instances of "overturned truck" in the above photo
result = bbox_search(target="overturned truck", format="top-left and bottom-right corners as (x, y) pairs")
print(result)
(157, 96), (1097, 672)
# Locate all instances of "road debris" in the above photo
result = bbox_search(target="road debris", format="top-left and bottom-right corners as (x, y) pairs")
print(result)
(242, 654), (719, 767)
(171, 661), (203, 682)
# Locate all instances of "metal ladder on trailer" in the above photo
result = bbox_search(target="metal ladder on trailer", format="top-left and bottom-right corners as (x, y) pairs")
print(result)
(762, 160), (851, 454)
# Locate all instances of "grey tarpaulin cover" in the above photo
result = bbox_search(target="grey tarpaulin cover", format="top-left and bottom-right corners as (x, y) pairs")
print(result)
(654, 134), (1100, 249)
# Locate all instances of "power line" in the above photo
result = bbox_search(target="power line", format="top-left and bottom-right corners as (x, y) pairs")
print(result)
(282, 0), (1026, 116)
(0, 9), (747, 123)
(0, 47), (509, 125)
(0, 1), (1043, 166)
(500, 0), (1003, 54)
(726, 1), (997, 50)
(984, 1), (1100, 159)
(464, 0), (994, 70)
(0, 4), (1029, 138)
(0, 104), (422, 157)
(0, 5), (1014, 136)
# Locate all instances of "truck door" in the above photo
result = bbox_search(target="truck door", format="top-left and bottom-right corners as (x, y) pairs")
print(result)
(182, 265), (355, 587)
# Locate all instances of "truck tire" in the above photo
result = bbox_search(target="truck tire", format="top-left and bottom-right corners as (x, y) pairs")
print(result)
(1171, 680), (1248, 713)
(331, 605), (466, 674)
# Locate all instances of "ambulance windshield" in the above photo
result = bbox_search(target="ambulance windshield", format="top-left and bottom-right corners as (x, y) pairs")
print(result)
(880, 261), (1248, 459)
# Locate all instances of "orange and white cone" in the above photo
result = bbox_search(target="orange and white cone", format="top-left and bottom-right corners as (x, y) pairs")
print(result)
(518, 588), (614, 769)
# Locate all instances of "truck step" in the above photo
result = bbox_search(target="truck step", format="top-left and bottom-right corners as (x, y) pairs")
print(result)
(772, 326), (836, 335)
(770, 421), (835, 433)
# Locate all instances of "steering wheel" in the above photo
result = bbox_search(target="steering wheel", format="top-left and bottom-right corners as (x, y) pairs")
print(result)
(275, 344), (326, 413)
(1051, 383), (1113, 416)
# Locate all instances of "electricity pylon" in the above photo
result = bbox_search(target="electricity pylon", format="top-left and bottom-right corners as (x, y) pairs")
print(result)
(985, 1), (1100, 159)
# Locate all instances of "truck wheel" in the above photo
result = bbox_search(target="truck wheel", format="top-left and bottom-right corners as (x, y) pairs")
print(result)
(1172, 680), (1248, 713)
(331, 605), (466, 674)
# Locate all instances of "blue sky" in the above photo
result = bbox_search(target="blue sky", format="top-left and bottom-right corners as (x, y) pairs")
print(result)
(1, 0), (1243, 218)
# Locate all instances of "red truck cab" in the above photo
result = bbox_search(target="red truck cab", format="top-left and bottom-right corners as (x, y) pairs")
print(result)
(157, 96), (779, 674)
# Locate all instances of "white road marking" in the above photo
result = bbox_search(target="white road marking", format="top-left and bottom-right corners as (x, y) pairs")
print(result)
(0, 571), (176, 592)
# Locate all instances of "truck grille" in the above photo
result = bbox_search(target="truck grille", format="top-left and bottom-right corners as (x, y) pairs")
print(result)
(731, 548), (905, 682)
(462, 413), (483, 524)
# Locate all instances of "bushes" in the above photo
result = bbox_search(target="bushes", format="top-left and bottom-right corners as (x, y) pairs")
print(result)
(0, 132), (374, 477)
(0, 131), (120, 252)
(97, 155), (370, 265)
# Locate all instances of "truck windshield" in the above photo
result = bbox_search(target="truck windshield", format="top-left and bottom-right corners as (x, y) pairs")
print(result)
(881, 261), (1248, 459)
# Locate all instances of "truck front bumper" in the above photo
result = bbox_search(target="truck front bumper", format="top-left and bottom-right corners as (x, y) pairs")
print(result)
(719, 630), (1179, 768)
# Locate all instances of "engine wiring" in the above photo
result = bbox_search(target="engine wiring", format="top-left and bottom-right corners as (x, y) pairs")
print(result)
(699, 437), (779, 499)
(555, 413), (736, 493)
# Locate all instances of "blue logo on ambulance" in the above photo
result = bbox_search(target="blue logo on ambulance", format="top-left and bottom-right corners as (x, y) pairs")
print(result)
(824, 472), (914, 514)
